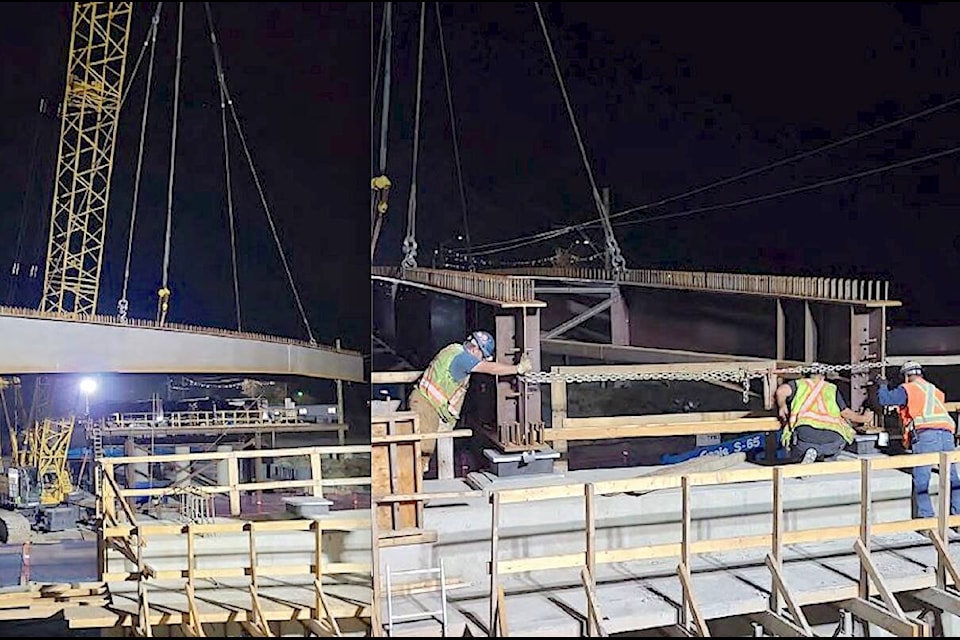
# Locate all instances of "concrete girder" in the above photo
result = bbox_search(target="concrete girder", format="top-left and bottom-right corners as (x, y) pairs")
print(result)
(0, 313), (363, 381)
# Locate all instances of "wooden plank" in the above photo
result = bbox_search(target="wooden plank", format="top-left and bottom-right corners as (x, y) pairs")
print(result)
(490, 492), (501, 638)
(585, 484), (597, 637)
(496, 584), (510, 637)
(184, 583), (205, 638)
(764, 555), (812, 636)
(581, 567), (609, 637)
(544, 418), (779, 440)
(912, 587), (960, 617)
(551, 368), (568, 472)
(107, 444), (370, 465)
(371, 371), (422, 384)
(247, 584), (276, 637)
(681, 477), (692, 629)
(750, 610), (810, 637)
(371, 429), (471, 444)
(839, 598), (924, 637)
(871, 518), (937, 536)
(928, 531), (960, 589)
(377, 530), (438, 548)
(564, 410), (767, 427)
(314, 579), (342, 636)
(677, 563), (710, 637)
(854, 539), (905, 618)
(377, 490), (482, 503)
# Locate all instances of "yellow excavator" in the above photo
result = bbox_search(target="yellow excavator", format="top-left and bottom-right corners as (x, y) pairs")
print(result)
(0, 378), (78, 544)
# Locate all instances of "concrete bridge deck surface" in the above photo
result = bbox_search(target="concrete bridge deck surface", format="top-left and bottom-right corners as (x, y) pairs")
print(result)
(385, 533), (947, 637)
(0, 307), (364, 380)
(378, 455), (954, 636)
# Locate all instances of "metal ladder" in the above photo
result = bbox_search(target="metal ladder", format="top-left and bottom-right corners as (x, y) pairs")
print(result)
(384, 559), (448, 637)
(91, 424), (104, 461)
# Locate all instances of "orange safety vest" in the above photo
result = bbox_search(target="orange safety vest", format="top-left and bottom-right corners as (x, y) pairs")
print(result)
(899, 379), (955, 447)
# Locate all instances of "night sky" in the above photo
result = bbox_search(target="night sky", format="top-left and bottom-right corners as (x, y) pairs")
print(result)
(374, 2), (960, 327)
(0, 3), (369, 352)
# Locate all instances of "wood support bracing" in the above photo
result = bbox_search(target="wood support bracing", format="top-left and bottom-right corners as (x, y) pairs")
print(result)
(848, 539), (928, 636)
(677, 563), (710, 637)
(243, 584), (276, 637)
(758, 555), (813, 636)
(581, 567), (608, 637)
(182, 583), (205, 637)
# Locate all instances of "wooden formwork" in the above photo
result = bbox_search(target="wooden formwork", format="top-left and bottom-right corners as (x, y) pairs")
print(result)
(75, 444), (374, 637)
(486, 452), (960, 637)
(370, 411), (473, 536)
(372, 412), (424, 532)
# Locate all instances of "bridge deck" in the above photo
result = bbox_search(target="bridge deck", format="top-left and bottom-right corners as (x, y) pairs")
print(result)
(0, 306), (363, 380)
(384, 532), (948, 636)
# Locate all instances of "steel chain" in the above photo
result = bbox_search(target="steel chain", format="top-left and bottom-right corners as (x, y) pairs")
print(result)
(521, 360), (891, 388)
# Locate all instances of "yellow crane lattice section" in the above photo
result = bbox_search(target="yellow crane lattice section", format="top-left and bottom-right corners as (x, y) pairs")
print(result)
(41, 2), (133, 316)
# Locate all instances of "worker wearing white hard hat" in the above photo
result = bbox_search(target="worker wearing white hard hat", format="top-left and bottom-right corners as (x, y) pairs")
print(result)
(877, 361), (960, 519)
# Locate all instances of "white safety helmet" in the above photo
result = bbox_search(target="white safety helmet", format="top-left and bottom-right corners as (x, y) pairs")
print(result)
(900, 360), (923, 378)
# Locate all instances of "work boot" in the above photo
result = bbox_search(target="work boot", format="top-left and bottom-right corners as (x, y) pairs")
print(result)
(800, 448), (818, 464)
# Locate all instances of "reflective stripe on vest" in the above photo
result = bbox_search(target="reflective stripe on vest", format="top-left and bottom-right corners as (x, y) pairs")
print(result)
(902, 380), (955, 433)
(789, 378), (854, 442)
(417, 343), (471, 423)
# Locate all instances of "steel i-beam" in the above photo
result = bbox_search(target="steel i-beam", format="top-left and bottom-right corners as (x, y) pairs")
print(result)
(495, 309), (542, 447)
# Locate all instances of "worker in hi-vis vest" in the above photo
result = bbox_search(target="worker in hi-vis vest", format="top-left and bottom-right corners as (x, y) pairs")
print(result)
(877, 360), (960, 519)
(775, 363), (874, 464)
(409, 331), (533, 474)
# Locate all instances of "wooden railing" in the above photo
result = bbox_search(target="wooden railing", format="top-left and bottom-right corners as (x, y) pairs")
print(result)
(99, 445), (371, 517)
(104, 409), (303, 430)
(488, 452), (958, 636)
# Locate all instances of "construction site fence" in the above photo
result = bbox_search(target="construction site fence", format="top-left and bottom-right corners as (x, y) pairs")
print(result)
(0, 303), (359, 354)
(488, 451), (958, 632)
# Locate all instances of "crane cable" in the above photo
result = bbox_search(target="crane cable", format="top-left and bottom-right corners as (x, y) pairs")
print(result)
(6, 99), (47, 306)
(435, 3), (473, 265)
(204, 5), (317, 344)
(400, 2), (426, 271)
(533, 2), (626, 277)
(371, 2), (392, 260)
(464, 92), (960, 257)
(157, 2), (184, 327)
(118, 3), (163, 323)
(204, 2), (242, 332)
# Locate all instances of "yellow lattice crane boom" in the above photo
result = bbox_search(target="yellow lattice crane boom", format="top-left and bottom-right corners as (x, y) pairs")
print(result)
(40, 2), (133, 316)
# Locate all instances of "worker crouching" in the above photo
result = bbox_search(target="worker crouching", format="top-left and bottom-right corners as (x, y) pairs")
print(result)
(775, 363), (874, 464)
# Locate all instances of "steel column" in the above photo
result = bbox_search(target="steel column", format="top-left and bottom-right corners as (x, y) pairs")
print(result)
(494, 309), (542, 444)
(610, 286), (630, 346)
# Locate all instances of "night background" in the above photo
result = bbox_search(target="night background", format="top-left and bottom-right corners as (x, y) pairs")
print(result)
(374, 2), (960, 328)
(0, 3), (369, 421)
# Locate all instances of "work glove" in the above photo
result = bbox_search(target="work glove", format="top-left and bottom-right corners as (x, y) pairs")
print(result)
(516, 354), (533, 375)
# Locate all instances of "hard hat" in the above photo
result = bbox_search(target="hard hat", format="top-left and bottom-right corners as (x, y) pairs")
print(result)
(468, 331), (495, 361)
(900, 360), (923, 377)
